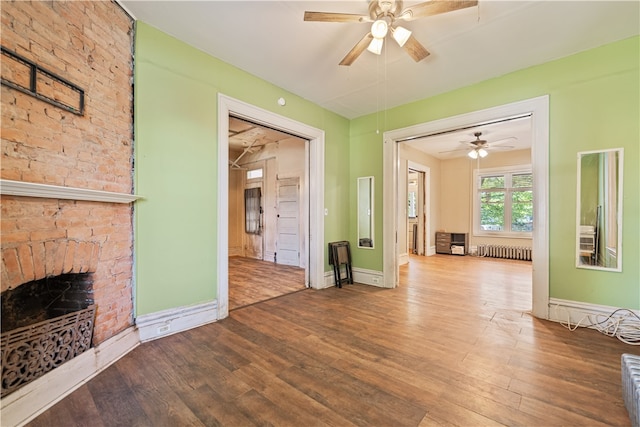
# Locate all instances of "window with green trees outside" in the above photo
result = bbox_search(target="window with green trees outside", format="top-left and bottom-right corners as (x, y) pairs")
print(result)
(476, 169), (533, 235)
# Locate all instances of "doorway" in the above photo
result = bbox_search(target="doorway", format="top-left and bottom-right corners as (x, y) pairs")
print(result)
(227, 117), (308, 310)
(217, 95), (325, 319)
(407, 160), (432, 257)
(383, 96), (550, 319)
(407, 169), (426, 257)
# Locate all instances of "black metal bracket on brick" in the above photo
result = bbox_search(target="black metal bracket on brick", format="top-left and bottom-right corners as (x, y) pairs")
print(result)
(1, 46), (85, 116)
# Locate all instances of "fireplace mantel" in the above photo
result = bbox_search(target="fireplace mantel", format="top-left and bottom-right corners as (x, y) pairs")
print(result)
(0, 179), (142, 203)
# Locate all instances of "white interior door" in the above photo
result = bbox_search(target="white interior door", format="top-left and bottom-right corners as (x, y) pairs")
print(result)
(276, 178), (299, 266)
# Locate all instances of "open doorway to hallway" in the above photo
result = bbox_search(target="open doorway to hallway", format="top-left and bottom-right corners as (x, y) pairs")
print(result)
(227, 116), (308, 310)
(384, 96), (549, 319)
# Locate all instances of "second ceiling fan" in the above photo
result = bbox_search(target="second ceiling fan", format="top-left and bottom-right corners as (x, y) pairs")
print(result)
(440, 132), (517, 159)
(304, 0), (478, 66)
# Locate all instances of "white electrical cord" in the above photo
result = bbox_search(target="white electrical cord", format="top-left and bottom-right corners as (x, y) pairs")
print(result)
(554, 305), (640, 345)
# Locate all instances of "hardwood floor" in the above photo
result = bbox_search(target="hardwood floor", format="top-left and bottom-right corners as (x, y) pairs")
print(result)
(229, 256), (306, 310)
(28, 254), (637, 426)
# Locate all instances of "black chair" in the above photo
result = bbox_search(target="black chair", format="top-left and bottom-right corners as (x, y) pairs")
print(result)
(328, 241), (353, 288)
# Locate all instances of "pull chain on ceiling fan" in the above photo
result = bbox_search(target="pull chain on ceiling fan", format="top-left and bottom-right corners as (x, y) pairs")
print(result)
(304, 0), (478, 66)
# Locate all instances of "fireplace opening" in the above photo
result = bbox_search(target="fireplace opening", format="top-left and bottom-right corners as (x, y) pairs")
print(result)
(1, 273), (94, 333)
(1, 273), (96, 397)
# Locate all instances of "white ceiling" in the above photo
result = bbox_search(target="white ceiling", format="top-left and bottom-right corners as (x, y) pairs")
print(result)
(121, 0), (638, 120)
(120, 0), (638, 158)
(228, 116), (299, 151)
(405, 113), (532, 159)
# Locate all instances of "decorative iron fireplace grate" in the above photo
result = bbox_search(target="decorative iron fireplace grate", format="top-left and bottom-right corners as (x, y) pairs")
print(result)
(1, 305), (95, 397)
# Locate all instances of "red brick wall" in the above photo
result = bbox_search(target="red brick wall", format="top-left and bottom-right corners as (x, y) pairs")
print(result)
(1, 1), (134, 344)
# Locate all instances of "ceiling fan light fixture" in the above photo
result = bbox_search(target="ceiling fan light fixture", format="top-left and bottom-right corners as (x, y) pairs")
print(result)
(370, 19), (388, 39)
(391, 25), (411, 47)
(367, 37), (384, 55)
(468, 147), (488, 159)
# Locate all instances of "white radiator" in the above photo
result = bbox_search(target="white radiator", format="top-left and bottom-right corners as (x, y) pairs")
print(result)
(622, 353), (640, 427)
(477, 244), (532, 261)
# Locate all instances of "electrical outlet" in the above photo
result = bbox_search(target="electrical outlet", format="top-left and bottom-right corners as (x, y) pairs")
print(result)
(372, 277), (380, 284)
(157, 324), (170, 334)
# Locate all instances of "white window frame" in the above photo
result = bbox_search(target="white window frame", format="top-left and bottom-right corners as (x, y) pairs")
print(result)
(473, 164), (533, 238)
(246, 168), (263, 181)
(407, 190), (417, 218)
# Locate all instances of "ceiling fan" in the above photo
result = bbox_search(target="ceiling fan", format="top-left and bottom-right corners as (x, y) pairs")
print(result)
(304, 0), (478, 66)
(441, 132), (516, 159)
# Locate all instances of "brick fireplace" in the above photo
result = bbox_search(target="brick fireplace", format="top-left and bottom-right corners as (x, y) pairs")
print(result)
(1, 0), (136, 404)
(1, 197), (135, 345)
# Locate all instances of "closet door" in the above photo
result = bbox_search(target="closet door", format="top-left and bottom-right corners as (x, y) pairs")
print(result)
(276, 178), (299, 266)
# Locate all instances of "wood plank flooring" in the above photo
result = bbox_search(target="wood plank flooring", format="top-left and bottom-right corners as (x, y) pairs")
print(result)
(229, 256), (306, 310)
(27, 254), (638, 426)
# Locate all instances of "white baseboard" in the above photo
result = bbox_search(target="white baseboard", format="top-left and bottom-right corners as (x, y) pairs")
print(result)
(323, 270), (337, 288)
(398, 253), (409, 265)
(323, 268), (385, 288)
(264, 250), (276, 263)
(136, 300), (218, 342)
(427, 245), (435, 256)
(0, 327), (140, 427)
(548, 298), (638, 327)
(353, 267), (385, 287)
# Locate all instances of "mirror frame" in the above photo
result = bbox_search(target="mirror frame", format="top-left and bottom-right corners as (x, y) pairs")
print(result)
(575, 148), (623, 272)
(357, 176), (374, 249)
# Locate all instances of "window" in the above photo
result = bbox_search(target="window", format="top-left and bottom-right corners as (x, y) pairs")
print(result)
(474, 166), (532, 236)
(244, 188), (262, 234)
(407, 191), (417, 218)
(246, 168), (263, 180)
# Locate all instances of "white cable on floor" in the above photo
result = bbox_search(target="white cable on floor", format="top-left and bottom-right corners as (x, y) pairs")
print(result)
(554, 305), (640, 345)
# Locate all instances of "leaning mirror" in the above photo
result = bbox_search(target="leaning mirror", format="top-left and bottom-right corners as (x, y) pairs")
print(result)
(358, 176), (374, 249)
(576, 148), (623, 271)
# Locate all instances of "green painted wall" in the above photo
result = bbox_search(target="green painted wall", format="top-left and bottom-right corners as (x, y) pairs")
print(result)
(351, 36), (639, 309)
(135, 19), (638, 314)
(134, 22), (349, 315)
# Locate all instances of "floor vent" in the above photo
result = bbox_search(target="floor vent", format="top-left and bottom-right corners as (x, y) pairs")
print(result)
(622, 353), (640, 427)
(477, 244), (532, 261)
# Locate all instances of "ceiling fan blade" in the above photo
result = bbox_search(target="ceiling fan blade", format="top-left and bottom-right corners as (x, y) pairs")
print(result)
(438, 147), (469, 154)
(399, 0), (478, 21)
(488, 136), (518, 146)
(304, 11), (370, 23)
(402, 35), (430, 62)
(339, 33), (374, 66)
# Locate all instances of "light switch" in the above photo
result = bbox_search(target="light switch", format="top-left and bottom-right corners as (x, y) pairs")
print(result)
(324, 208), (328, 216)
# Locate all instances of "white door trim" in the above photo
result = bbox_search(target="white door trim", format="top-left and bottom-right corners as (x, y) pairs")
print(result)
(217, 94), (325, 319)
(408, 161), (431, 256)
(383, 96), (550, 319)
